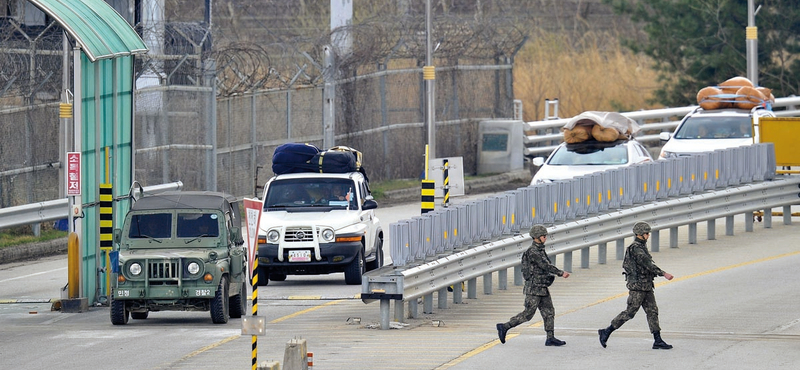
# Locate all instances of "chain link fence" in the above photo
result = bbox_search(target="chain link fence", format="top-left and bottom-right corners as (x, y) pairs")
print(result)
(1, 1), (626, 208)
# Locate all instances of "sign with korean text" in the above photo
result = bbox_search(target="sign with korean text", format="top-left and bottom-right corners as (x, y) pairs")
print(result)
(243, 198), (263, 279)
(66, 152), (81, 196)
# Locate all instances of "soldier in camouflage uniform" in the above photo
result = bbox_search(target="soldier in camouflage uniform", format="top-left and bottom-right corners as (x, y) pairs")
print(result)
(496, 224), (570, 346)
(598, 221), (675, 350)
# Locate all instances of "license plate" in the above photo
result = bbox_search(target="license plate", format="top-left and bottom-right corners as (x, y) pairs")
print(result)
(288, 250), (311, 262)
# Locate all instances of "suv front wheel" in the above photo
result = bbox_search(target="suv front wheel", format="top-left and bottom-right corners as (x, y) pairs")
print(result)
(344, 249), (364, 285)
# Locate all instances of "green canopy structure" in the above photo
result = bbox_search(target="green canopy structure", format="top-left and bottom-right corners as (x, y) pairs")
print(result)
(30, 0), (148, 305)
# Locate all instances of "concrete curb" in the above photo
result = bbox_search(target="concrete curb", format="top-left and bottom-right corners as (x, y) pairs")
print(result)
(381, 170), (531, 204)
(0, 237), (68, 265)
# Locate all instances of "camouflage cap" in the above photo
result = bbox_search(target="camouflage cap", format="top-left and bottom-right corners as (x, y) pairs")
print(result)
(632, 221), (651, 235)
(529, 224), (548, 239)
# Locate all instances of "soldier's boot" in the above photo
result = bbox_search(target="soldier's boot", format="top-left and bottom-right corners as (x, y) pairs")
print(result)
(652, 331), (673, 350)
(496, 323), (508, 344)
(544, 337), (566, 346)
(598, 325), (615, 348)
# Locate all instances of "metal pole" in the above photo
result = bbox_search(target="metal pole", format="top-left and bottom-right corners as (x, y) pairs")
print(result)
(424, 0), (436, 160)
(746, 0), (758, 86)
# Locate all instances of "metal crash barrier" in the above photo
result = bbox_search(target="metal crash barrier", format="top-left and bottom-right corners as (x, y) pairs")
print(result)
(362, 143), (800, 329)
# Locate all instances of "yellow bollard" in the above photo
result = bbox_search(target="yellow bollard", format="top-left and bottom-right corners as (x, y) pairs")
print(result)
(68, 232), (80, 299)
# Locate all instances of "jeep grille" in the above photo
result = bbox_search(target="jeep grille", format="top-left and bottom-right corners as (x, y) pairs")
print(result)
(285, 226), (315, 242)
(149, 260), (179, 280)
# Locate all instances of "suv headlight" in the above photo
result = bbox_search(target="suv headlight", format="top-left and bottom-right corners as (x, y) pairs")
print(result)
(267, 229), (280, 243)
(187, 262), (200, 275)
(129, 262), (142, 276)
(321, 228), (335, 242)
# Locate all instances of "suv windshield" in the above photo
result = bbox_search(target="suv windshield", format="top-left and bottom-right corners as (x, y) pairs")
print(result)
(674, 116), (752, 139)
(265, 178), (357, 209)
(549, 142), (629, 166)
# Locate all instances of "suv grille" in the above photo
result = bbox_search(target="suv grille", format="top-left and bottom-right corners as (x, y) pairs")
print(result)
(285, 226), (315, 242)
(149, 260), (179, 279)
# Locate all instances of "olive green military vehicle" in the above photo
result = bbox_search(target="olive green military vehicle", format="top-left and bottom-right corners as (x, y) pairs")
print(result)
(110, 191), (247, 325)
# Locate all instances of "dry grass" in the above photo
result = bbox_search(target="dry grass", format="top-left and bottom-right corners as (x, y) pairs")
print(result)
(515, 30), (662, 122)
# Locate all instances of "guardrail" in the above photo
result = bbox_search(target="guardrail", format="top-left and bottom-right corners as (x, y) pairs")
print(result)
(523, 96), (800, 157)
(361, 144), (800, 329)
(0, 182), (183, 229)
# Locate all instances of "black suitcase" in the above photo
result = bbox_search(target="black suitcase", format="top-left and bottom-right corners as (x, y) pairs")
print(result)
(310, 150), (357, 173)
(272, 143), (319, 174)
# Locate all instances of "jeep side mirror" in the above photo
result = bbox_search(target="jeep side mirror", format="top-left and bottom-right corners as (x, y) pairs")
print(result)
(363, 199), (378, 210)
(113, 229), (121, 244)
(230, 227), (244, 245)
(659, 132), (671, 141)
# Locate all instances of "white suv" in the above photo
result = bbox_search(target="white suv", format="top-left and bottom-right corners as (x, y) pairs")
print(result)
(256, 171), (383, 285)
(658, 107), (775, 159)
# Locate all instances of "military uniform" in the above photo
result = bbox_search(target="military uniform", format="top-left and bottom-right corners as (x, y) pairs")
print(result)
(497, 225), (567, 346)
(612, 236), (664, 332)
(598, 221), (674, 350)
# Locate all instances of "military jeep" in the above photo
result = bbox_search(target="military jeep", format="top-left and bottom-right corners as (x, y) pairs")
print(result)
(110, 191), (247, 325)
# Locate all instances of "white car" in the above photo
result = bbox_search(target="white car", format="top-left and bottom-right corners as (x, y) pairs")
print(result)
(658, 107), (775, 159)
(257, 171), (383, 285)
(530, 139), (653, 185)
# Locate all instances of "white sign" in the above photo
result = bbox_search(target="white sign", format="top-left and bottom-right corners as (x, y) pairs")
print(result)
(242, 198), (263, 281)
(66, 152), (81, 196)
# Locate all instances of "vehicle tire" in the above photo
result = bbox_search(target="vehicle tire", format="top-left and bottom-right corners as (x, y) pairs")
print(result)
(110, 298), (129, 325)
(257, 266), (270, 286)
(210, 276), (230, 324)
(131, 311), (149, 320)
(269, 273), (287, 282)
(344, 249), (364, 285)
(229, 281), (246, 319)
(366, 236), (384, 271)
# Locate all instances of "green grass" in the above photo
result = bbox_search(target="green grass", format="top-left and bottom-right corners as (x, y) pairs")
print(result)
(369, 178), (420, 199)
(0, 229), (68, 249)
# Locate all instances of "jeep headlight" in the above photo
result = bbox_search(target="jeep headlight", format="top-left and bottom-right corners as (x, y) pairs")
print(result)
(129, 262), (142, 276)
(321, 228), (335, 242)
(187, 262), (200, 275)
(267, 230), (280, 243)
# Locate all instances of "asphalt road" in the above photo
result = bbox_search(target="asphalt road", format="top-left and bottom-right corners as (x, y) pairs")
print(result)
(1, 199), (798, 370)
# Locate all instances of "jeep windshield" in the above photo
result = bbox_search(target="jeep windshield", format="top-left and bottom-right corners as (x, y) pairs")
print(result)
(264, 178), (357, 210)
(128, 212), (221, 246)
(674, 116), (752, 139)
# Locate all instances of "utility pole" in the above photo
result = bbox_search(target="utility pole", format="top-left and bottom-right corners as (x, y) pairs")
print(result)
(424, 0), (436, 161)
(746, 0), (759, 86)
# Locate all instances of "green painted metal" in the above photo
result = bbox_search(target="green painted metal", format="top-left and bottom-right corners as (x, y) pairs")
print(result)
(79, 54), (136, 305)
(27, 0), (148, 62)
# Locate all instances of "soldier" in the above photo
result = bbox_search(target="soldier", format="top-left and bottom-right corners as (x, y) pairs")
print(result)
(496, 224), (570, 346)
(598, 221), (675, 350)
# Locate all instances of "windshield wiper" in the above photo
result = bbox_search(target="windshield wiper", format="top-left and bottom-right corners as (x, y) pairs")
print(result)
(185, 234), (212, 244)
(139, 234), (162, 243)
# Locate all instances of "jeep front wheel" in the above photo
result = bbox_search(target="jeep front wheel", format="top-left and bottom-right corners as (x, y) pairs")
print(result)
(210, 276), (230, 324)
(344, 249), (364, 285)
(229, 281), (246, 319)
(110, 299), (129, 325)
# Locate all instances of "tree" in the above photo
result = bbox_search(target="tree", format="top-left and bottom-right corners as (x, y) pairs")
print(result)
(603, 0), (800, 106)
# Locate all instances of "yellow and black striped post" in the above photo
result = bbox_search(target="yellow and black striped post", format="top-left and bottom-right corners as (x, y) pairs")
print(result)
(99, 184), (113, 299)
(251, 258), (259, 370)
(99, 184), (113, 251)
(421, 180), (435, 214)
(442, 159), (450, 208)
